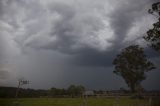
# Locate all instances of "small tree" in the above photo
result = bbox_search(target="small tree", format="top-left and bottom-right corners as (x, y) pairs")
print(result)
(68, 85), (77, 98)
(76, 85), (85, 97)
(143, 2), (160, 52)
(67, 85), (85, 97)
(113, 45), (155, 93)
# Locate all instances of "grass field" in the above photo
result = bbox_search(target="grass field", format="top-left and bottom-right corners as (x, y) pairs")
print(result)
(0, 97), (160, 106)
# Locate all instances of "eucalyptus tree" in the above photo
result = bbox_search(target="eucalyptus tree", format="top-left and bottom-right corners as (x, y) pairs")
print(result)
(113, 45), (155, 93)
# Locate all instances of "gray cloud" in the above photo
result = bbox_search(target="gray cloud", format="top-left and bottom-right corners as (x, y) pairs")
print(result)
(1, 0), (155, 53)
(109, 0), (157, 48)
(24, 1), (107, 54)
(0, 69), (9, 79)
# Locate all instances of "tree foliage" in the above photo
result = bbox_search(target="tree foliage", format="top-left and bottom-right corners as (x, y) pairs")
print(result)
(113, 45), (155, 92)
(68, 85), (85, 97)
(0, 85), (85, 98)
(144, 2), (160, 52)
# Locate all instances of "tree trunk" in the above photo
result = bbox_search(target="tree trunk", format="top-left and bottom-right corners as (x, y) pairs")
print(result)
(130, 83), (135, 93)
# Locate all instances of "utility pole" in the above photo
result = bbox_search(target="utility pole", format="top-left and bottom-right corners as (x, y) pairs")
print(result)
(15, 78), (29, 98)
(12, 79), (29, 106)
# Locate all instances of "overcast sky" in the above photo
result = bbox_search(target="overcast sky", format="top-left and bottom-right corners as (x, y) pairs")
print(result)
(0, 0), (160, 90)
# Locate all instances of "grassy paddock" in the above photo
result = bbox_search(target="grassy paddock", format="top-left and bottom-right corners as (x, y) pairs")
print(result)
(0, 97), (160, 106)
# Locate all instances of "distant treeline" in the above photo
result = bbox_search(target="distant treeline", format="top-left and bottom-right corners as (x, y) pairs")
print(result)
(0, 86), (48, 98)
(0, 86), (159, 98)
(0, 85), (85, 98)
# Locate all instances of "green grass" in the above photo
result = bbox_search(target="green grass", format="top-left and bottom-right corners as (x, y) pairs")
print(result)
(0, 97), (160, 106)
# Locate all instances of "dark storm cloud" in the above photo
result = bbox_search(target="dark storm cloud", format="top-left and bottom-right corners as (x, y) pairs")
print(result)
(1, 0), (155, 55)
(18, 0), (158, 62)
(70, 48), (117, 67)
(25, 1), (106, 54)
(0, 0), (159, 90)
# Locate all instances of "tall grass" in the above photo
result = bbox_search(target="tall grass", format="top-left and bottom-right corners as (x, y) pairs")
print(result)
(0, 97), (159, 106)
